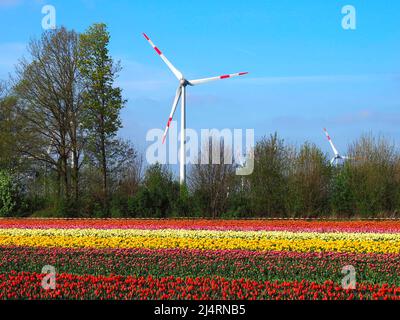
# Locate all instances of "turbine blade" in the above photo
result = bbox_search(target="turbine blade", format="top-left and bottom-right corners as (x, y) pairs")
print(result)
(143, 33), (183, 80)
(323, 128), (340, 156)
(189, 72), (248, 86)
(162, 86), (182, 144)
(235, 148), (244, 166)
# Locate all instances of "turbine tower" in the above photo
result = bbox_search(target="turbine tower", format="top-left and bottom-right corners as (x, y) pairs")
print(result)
(143, 33), (248, 185)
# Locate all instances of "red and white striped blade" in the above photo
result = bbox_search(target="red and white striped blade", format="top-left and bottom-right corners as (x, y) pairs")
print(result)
(162, 86), (182, 144)
(189, 72), (248, 86)
(143, 33), (183, 80)
(323, 128), (340, 156)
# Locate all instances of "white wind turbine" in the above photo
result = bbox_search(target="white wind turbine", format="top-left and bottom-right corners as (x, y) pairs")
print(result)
(235, 148), (247, 169)
(323, 128), (351, 166)
(143, 33), (248, 185)
(235, 148), (248, 190)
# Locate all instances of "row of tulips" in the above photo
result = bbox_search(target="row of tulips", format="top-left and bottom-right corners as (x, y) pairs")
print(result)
(1, 228), (399, 253)
(1, 219), (400, 233)
(1, 247), (399, 285)
(1, 272), (399, 300)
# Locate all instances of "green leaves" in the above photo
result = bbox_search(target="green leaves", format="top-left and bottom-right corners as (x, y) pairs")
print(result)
(78, 23), (124, 141)
(0, 170), (16, 217)
(77, 23), (126, 215)
(331, 165), (354, 216)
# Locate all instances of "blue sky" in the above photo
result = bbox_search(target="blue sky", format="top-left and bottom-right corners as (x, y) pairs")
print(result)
(1, 0), (399, 159)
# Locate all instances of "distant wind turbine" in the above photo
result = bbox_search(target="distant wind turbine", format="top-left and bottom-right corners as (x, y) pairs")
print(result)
(323, 128), (352, 166)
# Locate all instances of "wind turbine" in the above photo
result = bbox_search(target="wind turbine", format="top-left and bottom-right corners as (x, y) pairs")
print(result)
(235, 148), (247, 169)
(323, 128), (351, 166)
(235, 149), (248, 190)
(143, 33), (248, 185)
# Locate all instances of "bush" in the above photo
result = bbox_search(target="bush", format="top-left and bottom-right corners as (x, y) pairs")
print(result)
(56, 198), (80, 218)
(110, 195), (129, 218)
(226, 188), (252, 218)
(20, 195), (47, 217)
(330, 165), (354, 217)
(128, 164), (178, 218)
(173, 184), (192, 217)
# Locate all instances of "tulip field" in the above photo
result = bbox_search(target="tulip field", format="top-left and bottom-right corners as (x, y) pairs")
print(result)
(0, 219), (400, 300)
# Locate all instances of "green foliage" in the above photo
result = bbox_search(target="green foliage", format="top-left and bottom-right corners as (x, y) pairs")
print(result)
(223, 167), (253, 218)
(330, 165), (354, 216)
(174, 184), (192, 217)
(0, 94), (24, 171)
(109, 194), (130, 218)
(78, 23), (124, 139)
(346, 134), (399, 217)
(248, 133), (289, 217)
(0, 170), (16, 217)
(286, 142), (331, 217)
(129, 164), (179, 218)
(78, 23), (126, 216)
(56, 198), (80, 218)
(30, 206), (62, 218)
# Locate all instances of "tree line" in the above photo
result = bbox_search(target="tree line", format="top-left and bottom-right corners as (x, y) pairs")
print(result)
(0, 24), (140, 217)
(1, 24), (399, 218)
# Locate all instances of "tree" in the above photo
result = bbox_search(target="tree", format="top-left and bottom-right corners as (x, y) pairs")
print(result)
(394, 158), (400, 215)
(175, 184), (192, 217)
(130, 164), (178, 218)
(0, 170), (16, 217)
(81, 140), (142, 217)
(0, 83), (27, 172)
(330, 164), (354, 217)
(189, 138), (236, 219)
(14, 27), (85, 214)
(347, 133), (398, 216)
(0, 84), (18, 170)
(247, 133), (290, 217)
(78, 23), (126, 216)
(286, 142), (331, 217)
(110, 141), (143, 197)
